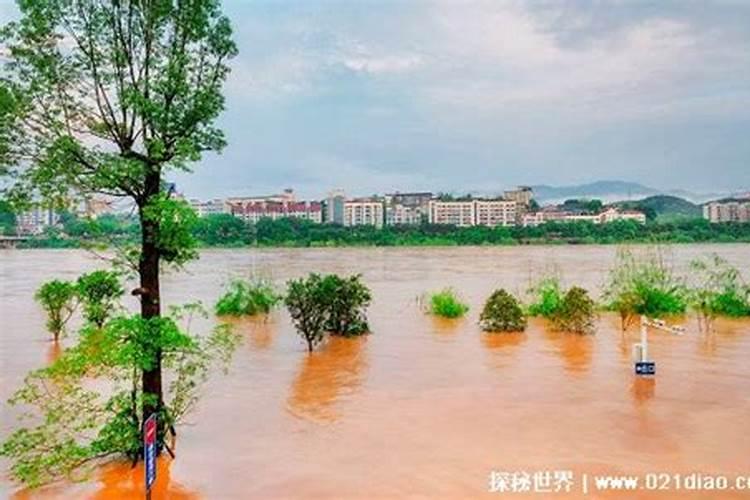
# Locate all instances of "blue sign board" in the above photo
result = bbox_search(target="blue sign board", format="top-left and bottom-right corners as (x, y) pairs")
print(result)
(144, 413), (157, 492)
(635, 361), (656, 376)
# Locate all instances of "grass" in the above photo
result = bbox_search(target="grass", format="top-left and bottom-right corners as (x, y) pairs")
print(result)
(427, 289), (469, 318)
(526, 276), (565, 318)
(215, 279), (280, 316)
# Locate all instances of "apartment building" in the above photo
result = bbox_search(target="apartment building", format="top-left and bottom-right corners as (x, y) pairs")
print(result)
(703, 198), (750, 223)
(475, 199), (518, 227)
(503, 186), (534, 207)
(17, 207), (59, 235)
(598, 208), (647, 224)
(344, 198), (384, 228)
(386, 204), (423, 225)
(189, 198), (227, 217)
(385, 192), (432, 226)
(428, 200), (477, 227)
(230, 200), (322, 223)
(324, 190), (346, 225)
(522, 207), (646, 226)
(428, 199), (517, 227)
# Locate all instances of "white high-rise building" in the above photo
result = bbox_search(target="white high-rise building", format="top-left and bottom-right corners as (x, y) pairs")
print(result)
(344, 198), (384, 228)
(428, 199), (517, 227)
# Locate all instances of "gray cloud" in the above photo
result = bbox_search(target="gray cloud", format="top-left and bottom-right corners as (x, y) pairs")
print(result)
(2, 0), (749, 198)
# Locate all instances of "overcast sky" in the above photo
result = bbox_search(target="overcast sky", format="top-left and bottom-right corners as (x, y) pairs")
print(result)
(2, 1), (750, 199)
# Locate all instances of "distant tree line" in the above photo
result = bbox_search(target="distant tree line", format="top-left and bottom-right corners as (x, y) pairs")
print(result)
(14, 212), (750, 248)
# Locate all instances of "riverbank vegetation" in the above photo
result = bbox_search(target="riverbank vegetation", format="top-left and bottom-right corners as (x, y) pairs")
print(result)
(526, 277), (597, 334)
(285, 273), (373, 352)
(480, 289), (527, 332)
(1, 301), (239, 487)
(551, 287), (597, 335)
(526, 276), (565, 318)
(215, 279), (281, 316)
(602, 247), (688, 330)
(14, 214), (750, 249)
(0, 0), (239, 487)
(688, 255), (750, 331)
(426, 289), (470, 318)
(76, 270), (124, 327)
(34, 280), (77, 341)
(322, 274), (372, 336)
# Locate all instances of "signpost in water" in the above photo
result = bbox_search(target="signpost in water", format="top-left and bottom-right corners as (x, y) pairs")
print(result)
(144, 413), (157, 499)
(632, 317), (684, 377)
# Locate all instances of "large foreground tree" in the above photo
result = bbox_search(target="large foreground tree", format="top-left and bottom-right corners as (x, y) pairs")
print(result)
(0, 0), (236, 449)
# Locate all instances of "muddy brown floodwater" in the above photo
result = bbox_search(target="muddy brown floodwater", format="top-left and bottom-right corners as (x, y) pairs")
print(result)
(1, 245), (749, 499)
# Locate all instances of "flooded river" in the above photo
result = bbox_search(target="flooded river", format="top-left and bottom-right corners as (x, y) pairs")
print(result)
(1, 245), (749, 499)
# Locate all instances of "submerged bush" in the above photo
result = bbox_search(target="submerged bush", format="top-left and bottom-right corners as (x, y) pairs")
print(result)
(480, 289), (527, 332)
(76, 270), (124, 327)
(689, 255), (750, 330)
(34, 280), (77, 341)
(321, 274), (372, 336)
(215, 279), (280, 316)
(552, 286), (597, 335)
(285, 273), (373, 352)
(428, 289), (469, 318)
(526, 276), (564, 318)
(603, 247), (687, 330)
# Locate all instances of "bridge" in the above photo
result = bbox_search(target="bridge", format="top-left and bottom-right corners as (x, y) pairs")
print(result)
(0, 235), (31, 249)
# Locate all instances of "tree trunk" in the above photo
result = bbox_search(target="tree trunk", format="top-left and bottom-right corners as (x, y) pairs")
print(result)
(139, 172), (163, 451)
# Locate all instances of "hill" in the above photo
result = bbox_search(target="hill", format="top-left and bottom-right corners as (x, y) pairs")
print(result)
(530, 181), (724, 205)
(614, 195), (702, 222)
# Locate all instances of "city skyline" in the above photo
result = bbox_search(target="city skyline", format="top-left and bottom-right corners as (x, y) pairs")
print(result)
(2, 1), (749, 199)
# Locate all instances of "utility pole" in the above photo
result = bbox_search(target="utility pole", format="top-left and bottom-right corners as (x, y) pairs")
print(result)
(633, 316), (685, 376)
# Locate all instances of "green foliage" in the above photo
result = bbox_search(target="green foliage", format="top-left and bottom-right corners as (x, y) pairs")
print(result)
(0, 303), (240, 487)
(141, 195), (199, 266)
(562, 198), (603, 214)
(194, 213), (255, 246)
(427, 289), (469, 318)
(285, 274), (331, 352)
(76, 270), (124, 327)
(0, 199), (17, 234)
(616, 195), (701, 223)
(551, 286), (597, 335)
(16, 216), (750, 249)
(480, 289), (527, 332)
(284, 273), (373, 351)
(603, 247), (687, 329)
(215, 279), (280, 316)
(34, 279), (77, 340)
(1, 0), (238, 486)
(320, 274), (372, 336)
(526, 276), (564, 318)
(689, 255), (750, 329)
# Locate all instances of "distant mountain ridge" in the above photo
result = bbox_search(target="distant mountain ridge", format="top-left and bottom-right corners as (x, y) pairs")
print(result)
(530, 181), (726, 205)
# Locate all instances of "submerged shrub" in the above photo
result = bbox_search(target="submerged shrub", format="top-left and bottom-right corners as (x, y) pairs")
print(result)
(285, 274), (331, 352)
(526, 276), (564, 318)
(428, 289), (469, 318)
(76, 270), (124, 327)
(689, 254), (750, 330)
(285, 273), (373, 352)
(215, 279), (280, 316)
(552, 286), (596, 335)
(603, 247), (687, 330)
(321, 274), (372, 336)
(35, 280), (77, 341)
(480, 289), (527, 332)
